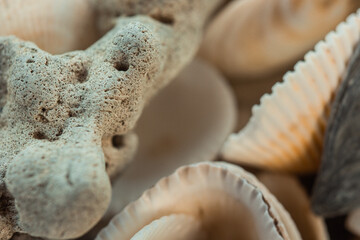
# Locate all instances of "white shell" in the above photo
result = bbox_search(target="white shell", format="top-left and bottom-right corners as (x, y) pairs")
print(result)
(106, 59), (237, 217)
(0, 0), (98, 54)
(131, 214), (205, 240)
(346, 208), (360, 237)
(96, 162), (301, 240)
(221, 9), (360, 172)
(258, 173), (329, 240)
(200, 0), (358, 80)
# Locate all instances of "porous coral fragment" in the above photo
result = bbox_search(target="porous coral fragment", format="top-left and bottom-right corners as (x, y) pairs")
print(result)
(0, 0), (224, 238)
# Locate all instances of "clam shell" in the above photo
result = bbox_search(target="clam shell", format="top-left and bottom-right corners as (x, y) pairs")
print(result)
(96, 162), (301, 240)
(200, 0), (358, 80)
(311, 41), (360, 216)
(0, 0), (98, 54)
(346, 209), (360, 237)
(103, 59), (237, 220)
(221, 9), (360, 173)
(258, 173), (328, 240)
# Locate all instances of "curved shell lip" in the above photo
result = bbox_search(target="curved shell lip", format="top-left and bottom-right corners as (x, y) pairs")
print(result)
(96, 162), (301, 240)
(221, 9), (360, 173)
(130, 214), (204, 240)
(258, 173), (329, 240)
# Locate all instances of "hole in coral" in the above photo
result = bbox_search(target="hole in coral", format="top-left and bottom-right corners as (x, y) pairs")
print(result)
(35, 114), (49, 123)
(150, 14), (174, 25)
(114, 61), (129, 72)
(68, 111), (76, 118)
(111, 135), (125, 149)
(33, 131), (48, 140)
(77, 68), (88, 83)
(56, 129), (63, 137)
(26, 59), (35, 63)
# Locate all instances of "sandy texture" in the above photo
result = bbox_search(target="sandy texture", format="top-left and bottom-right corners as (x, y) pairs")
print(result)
(0, 0), (223, 239)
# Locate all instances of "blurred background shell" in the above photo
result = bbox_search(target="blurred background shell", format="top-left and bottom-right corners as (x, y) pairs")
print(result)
(108, 58), (237, 213)
(258, 173), (328, 240)
(96, 162), (301, 240)
(200, 0), (359, 81)
(347, 209), (360, 237)
(221, 10), (360, 173)
(0, 0), (99, 54)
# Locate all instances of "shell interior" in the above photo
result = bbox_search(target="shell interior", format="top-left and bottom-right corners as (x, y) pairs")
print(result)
(96, 162), (301, 240)
(106, 59), (237, 217)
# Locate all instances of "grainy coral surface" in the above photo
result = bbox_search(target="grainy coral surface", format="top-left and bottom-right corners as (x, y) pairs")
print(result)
(0, 0), (223, 238)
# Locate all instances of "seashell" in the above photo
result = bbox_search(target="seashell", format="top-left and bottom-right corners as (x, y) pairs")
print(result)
(0, 0), (98, 54)
(311, 40), (360, 216)
(258, 173), (328, 240)
(221, 9), (360, 173)
(200, 0), (359, 80)
(346, 209), (360, 237)
(105, 59), (237, 220)
(233, 74), (283, 129)
(96, 162), (301, 240)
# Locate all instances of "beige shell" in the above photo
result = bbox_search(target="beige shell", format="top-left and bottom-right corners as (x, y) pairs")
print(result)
(96, 162), (301, 240)
(0, 0), (98, 54)
(105, 59), (237, 219)
(346, 208), (360, 237)
(258, 173), (328, 240)
(200, 0), (358, 80)
(221, 9), (360, 173)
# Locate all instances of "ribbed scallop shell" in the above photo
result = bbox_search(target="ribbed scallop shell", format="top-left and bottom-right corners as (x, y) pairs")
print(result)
(0, 0), (97, 54)
(96, 162), (301, 240)
(221, 9), (360, 173)
(200, 0), (358, 80)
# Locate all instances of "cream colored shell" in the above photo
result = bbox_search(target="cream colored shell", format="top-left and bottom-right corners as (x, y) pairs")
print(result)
(104, 59), (237, 220)
(258, 173), (328, 240)
(200, 0), (358, 80)
(221, 9), (360, 172)
(0, 0), (98, 54)
(96, 162), (301, 240)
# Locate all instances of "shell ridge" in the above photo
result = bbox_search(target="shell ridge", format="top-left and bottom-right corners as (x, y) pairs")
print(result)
(221, 9), (360, 172)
